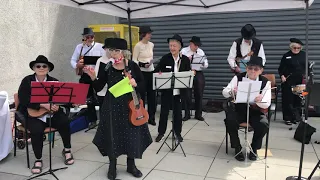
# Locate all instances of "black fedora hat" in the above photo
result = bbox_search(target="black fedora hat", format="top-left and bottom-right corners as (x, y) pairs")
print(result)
(167, 34), (183, 47)
(290, 38), (304, 46)
(139, 26), (153, 34)
(102, 38), (114, 49)
(82, 27), (94, 36)
(190, 36), (202, 46)
(246, 56), (264, 68)
(29, 55), (54, 72)
(110, 38), (128, 50)
(241, 24), (256, 40)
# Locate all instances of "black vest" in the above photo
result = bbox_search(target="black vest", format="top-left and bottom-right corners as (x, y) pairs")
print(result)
(236, 72), (268, 93)
(235, 38), (262, 58)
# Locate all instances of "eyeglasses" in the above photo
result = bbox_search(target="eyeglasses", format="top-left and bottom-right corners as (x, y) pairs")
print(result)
(247, 67), (261, 71)
(85, 35), (94, 39)
(36, 65), (48, 69)
(292, 46), (301, 50)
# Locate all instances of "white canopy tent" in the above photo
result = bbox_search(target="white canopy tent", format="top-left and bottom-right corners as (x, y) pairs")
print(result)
(40, 0), (315, 179)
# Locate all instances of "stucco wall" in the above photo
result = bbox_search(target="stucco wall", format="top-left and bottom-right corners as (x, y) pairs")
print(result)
(0, 0), (118, 99)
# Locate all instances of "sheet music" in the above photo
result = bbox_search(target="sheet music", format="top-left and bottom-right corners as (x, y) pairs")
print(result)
(153, 72), (173, 90)
(174, 71), (194, 89)
(191, 54), (206, 64)
(191, 64), (202, 70)
(235, 81), (262, 103)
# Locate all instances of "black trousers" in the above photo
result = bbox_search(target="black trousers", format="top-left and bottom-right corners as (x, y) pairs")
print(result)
(140, 71), (156, 121)
(80, 73), (97, 123)
(27, 110), (71, 159)
(183, 71), (205, 117)
(158, 93), (182, 136)
(281, 76), (303, 122)
(98, 96), (104, 107)
(224, 105), (269, 150)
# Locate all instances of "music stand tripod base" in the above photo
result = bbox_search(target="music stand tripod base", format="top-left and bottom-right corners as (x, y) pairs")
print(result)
(153, 71), (194, 157)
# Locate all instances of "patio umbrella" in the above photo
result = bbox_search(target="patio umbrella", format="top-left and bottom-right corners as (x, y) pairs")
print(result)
(39, 0), (315, 180)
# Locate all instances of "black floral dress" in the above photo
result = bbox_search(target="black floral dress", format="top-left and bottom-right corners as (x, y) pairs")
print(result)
(92, 60), (152, 159)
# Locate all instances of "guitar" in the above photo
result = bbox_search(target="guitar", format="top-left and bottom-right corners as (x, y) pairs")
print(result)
(28, 107), (51, 117)
(123, 62), (149, 126)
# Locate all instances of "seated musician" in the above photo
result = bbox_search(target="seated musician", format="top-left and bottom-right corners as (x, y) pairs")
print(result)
(222, 56), (271, 161)
(17, 55), (74, 174)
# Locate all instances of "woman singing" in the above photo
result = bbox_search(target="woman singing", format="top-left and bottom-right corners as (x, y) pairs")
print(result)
(17, 55), (74, 174)
(132, 26), (156, 126)
(83, 38), (152, 179)
(278, 38), (309, 125)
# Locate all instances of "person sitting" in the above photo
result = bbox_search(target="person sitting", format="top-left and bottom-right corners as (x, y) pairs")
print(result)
(17, 55), (74, 174)
(222, 56), (271, 161)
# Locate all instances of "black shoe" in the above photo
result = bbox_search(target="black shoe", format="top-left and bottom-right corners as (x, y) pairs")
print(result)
(249, 150), (258, 161)
(127, 158), (143, 178)
(195, 116), (204, 121)
(88, 121), (97, 129)
(107, 159), (117, 179)
(235, 147), (245, 161)
(148, 119), (156, 126)
(183, 115), (191, 121)
(176, 134), (183, 142)
(155, 134), (164, 142)
(285, 120), (292, 125)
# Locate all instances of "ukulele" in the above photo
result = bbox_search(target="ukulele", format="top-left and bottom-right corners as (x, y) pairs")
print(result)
(76, 39), (86, 76)
(123, 61), (149, 126)
(231, 50), (254, 74)
(28, 107), (51, 117)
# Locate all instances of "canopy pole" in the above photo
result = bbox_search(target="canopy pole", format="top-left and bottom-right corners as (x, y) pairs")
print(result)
(286, 1), (310, 180)
(127, 0), (133, 55)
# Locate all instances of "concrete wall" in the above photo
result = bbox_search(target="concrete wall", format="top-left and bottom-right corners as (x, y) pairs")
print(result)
(0, 0), (118, 99)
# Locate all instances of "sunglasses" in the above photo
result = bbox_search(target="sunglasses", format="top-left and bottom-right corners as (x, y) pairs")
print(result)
(36, 65), (48, 69)
(85, 35), (94, 39)
(292, 46), (301, 50)
(247, 67), (261, 71)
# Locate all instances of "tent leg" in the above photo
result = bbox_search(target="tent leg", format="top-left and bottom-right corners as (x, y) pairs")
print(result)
(127, 7), (133, 55)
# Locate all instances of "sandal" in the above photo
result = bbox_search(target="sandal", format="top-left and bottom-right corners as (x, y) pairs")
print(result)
(62, 149), (74, 165)
(31, 160), (43, 174)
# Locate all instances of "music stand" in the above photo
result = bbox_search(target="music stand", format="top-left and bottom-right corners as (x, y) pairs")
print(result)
(153, 71), (194, 157)
(27, 82), (89, 180)
(231, 81), (265, 163)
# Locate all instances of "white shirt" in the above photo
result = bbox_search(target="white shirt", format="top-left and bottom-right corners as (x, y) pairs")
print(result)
(132, 41), (155, 72)
(94, 55), (111, 97)
(181, 46), (208, 71)
(70, 41), (104, 69)
(173, 55), (180, 96)
(222, 74), (271, 109)
(35, 76), (48, 123)
(227, 39), (266, 68)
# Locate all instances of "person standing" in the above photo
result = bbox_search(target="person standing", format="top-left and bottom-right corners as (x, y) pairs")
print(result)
(154, 34), (191, 143)
(70, 27), (104, 129)
(181, 36), (208, 121)
(83, 38), (152, 179)
(278, 38), (309, 125)
(227, 24), (266, 74)
(132, 26), (157, 126)
(94, 38), (114, 106)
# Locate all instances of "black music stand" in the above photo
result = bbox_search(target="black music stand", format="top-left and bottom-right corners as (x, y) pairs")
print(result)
(27, 82), (89, 180)
(153, 71), (194, 157)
